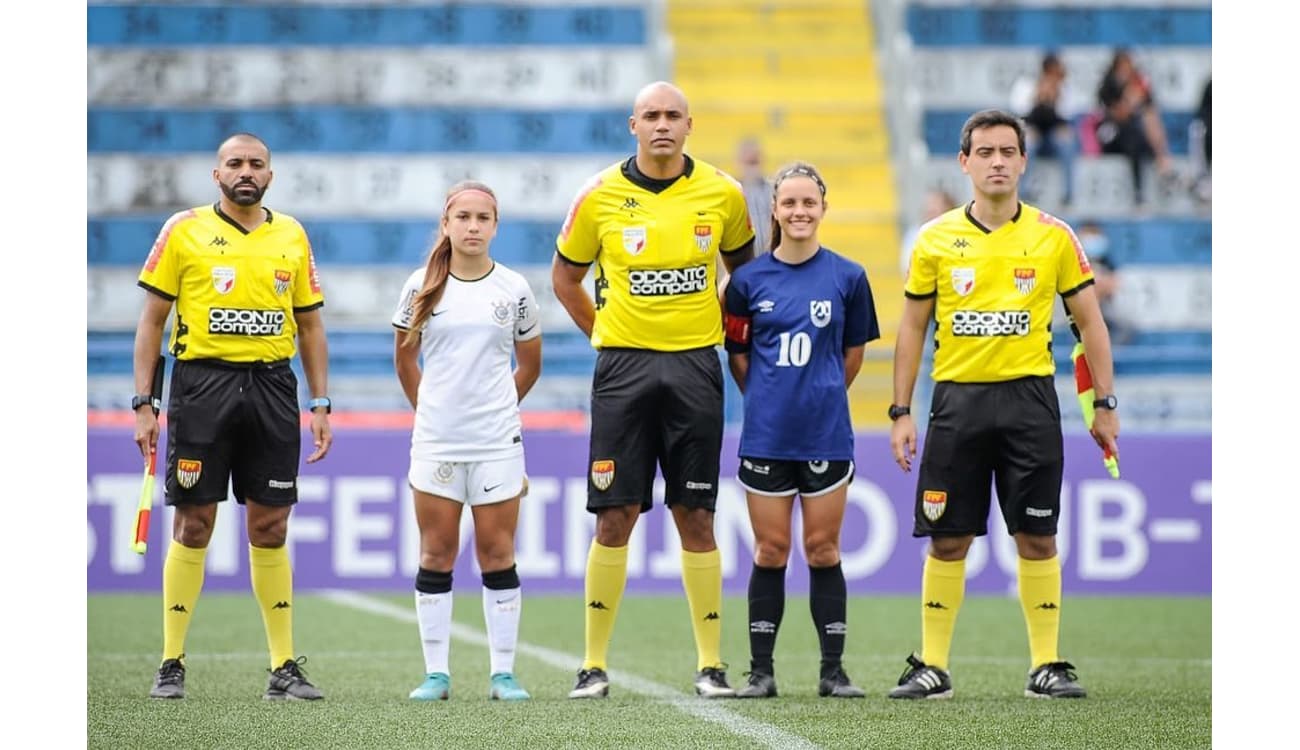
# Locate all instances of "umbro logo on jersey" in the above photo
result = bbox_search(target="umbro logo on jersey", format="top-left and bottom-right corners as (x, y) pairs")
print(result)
(272, 601), (291, 610)
(704, 612), (720, 621)
(953, 238), (970, 249)
(588, 600), (609, 610)
(622, 197), (640, 210)
(169, 604), (189, 613)
(1035, 602), (1059, 610)
(210, 236), (229, 246)
(924, 601), (949, 610)
(756, 300), (775, 313)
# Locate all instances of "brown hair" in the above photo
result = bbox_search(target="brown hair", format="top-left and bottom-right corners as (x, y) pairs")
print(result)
(959, 109), (1026, 156)
(401, 180), (498, 347)
(769, 161), (827, 251)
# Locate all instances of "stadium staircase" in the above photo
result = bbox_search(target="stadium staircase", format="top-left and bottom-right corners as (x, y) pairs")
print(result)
(666, 0), (901, 429)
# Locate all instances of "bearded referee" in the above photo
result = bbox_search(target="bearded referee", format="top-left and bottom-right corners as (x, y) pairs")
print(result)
(133, 133), (332, 701)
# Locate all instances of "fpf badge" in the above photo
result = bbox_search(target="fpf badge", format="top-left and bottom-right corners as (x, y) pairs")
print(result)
(923, 490), (947, 521)
(591, 460), (615, 491)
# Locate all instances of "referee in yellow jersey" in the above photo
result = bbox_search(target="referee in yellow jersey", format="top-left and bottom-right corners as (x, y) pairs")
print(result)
(886, 110), (1119, 700)
(553, 81), (756, 699)
(133, 133), (332, 701)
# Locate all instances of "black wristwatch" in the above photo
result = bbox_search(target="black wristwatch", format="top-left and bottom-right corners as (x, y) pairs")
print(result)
(888, 404), (911, 421)
(1093, 394), (1118, 410)
(131, 394), (161, 412)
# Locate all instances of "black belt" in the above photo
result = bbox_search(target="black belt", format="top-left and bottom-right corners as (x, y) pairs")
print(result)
(181, 358), (290, 371)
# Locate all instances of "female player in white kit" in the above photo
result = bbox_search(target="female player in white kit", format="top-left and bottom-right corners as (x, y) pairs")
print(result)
(393, 181), (542, 702)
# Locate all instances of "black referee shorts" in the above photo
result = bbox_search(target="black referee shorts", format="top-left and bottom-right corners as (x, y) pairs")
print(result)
(913, 376), (1064, 537)
(587, 347), (724, 513)
(165, 358), (301, 507)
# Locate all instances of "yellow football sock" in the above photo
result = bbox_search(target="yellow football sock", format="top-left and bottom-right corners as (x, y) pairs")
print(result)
(1018, 556), (1062, 668)
(161, 542), (207, 663)
(582, 541), (628, 670)
(681, 548), (724, 671)
(249, 544), (295, 668)
(920, 555), (965, 671)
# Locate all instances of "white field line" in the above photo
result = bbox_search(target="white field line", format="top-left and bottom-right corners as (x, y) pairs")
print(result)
(320, 589), (823, 750)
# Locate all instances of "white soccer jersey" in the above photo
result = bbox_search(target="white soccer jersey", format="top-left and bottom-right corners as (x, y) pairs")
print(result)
(393, 262), (541, 461)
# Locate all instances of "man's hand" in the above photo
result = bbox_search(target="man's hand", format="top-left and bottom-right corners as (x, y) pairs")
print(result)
(134, 409), (159, 462)
(890, 415), (917, 473)
(306, 412), (332, 463)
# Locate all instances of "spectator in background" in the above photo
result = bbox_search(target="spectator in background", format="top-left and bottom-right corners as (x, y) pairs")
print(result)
(1010, 52), (1078, 207)
(898, 188), (954, 431)
(736, 136), (773, 253)
(1076, 221), (1133, 345)
(1190, 79), (1211, 204)
(1095, 48), (1174, 204)
(899, 188), (955, 277)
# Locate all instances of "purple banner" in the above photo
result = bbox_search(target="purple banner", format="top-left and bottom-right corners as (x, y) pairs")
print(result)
(88, 428), (1211, 594)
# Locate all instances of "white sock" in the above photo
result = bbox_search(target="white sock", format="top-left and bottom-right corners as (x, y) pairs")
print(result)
(482, 586), (521, 675)
(415, 590), (453, 675)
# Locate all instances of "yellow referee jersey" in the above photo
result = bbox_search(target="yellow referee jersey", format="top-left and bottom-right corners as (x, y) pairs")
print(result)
(137, 204), (324, 363)
(556, 156), (754, 351)
(904, 202), (1093, 382)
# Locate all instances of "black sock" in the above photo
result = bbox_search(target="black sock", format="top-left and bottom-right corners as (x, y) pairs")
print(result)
(747, 563), (786, 675)
(809, 562), (847, 678)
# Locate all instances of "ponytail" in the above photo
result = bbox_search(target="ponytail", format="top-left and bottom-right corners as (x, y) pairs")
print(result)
(400, 179), (498, 348)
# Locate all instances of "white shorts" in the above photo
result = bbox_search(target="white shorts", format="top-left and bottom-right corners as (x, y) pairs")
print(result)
(408, 454), (527, 506)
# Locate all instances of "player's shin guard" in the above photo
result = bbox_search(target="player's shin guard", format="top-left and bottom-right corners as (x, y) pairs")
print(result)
(162, 542), (207, 663)
(583, 541), (628, 670)
(249, 544), (295, 668)
(482, 565), (522, 676)
(747, 564), (786, 675)
(1018, 556), (1062, 668)
(681, 548), (724, 671)
(920, 555), (965, 671)
(809, 562), (847, 676)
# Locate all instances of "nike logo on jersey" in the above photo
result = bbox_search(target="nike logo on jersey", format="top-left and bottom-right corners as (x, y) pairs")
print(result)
(519, 323), (537, 335)
(483, 483), (503, 493)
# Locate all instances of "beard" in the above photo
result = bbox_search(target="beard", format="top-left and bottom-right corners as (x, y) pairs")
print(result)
(220, 180), (266, 206)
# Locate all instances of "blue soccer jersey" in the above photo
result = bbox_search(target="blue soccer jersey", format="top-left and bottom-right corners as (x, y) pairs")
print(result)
(723, 247), (880, 460)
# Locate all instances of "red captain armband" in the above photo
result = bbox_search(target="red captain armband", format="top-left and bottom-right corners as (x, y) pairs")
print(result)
(723, 311), (751, 345)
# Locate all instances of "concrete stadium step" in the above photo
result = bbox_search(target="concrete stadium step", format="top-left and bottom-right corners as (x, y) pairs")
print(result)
(674, 49), (878, 79)
(683, 77), (882, 107)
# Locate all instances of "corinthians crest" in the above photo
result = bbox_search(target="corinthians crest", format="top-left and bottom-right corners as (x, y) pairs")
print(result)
(492, 299), (513, 327)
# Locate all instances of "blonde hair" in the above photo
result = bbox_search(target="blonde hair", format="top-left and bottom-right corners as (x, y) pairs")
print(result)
(401, 181), (498, 347)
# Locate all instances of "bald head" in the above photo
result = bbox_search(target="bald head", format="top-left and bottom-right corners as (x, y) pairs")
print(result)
(217, 133), (270, 164)
(632, 81), (689, 117)
(214, 133), (273, 208)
